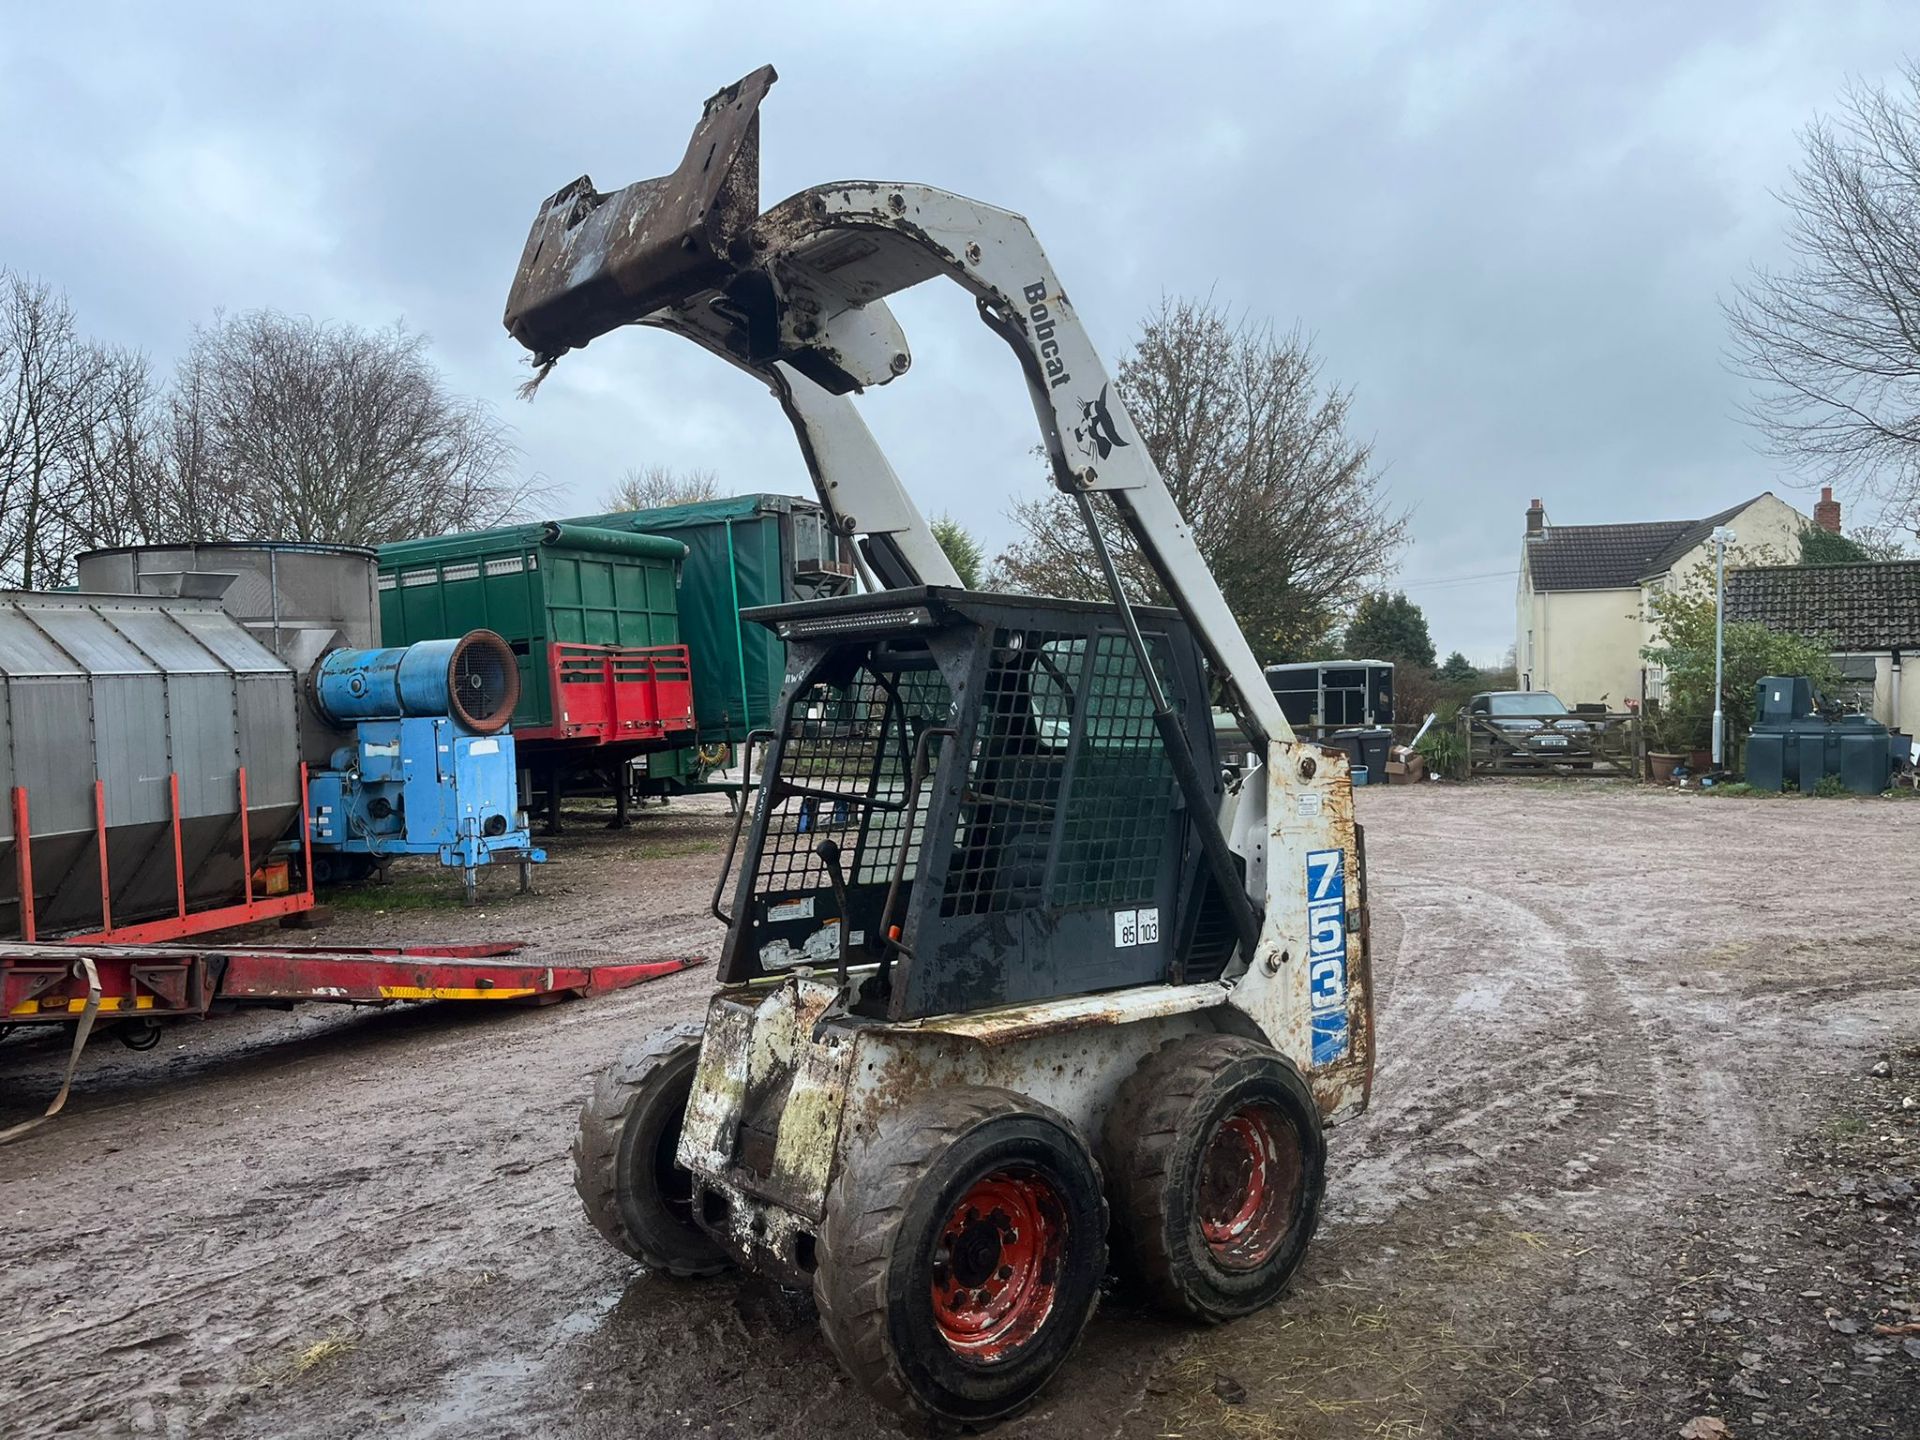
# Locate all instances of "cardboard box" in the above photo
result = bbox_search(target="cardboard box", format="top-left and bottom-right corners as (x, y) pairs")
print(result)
(1385, 750), (1426, 784)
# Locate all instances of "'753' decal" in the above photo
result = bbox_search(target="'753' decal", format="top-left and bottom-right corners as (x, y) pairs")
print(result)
(1306, 848), (1349, 1065)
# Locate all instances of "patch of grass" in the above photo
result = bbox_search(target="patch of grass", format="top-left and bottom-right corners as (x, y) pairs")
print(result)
(636, 836), (726, 860)
(1827, 1113), (1870, 1139)
(324, 877), (471, 914)
(293, 1334), (352, 1373)
(1700, 778), (1919, 800)
(324, 879), (470, 913)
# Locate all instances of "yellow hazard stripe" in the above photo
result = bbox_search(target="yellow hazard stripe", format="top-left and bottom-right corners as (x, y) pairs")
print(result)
(375, 986), (539, 1001)
(8, 995), (155, 1016)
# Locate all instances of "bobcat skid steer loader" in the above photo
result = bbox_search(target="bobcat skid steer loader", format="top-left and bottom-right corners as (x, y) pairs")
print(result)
(504, 65), (1375, 1426)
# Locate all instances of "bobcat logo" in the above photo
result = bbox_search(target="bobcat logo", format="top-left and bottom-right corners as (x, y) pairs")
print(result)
(1072, 384), (1129, 462)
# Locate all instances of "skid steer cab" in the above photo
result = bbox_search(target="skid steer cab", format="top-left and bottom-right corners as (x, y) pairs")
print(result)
(573, 589), (1373, 1424)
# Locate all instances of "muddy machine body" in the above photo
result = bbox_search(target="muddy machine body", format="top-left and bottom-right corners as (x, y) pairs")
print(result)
(511, 67), (1375, 1424)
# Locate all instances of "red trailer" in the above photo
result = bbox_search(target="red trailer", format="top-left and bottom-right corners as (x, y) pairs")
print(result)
(0, 940), (700, 1140)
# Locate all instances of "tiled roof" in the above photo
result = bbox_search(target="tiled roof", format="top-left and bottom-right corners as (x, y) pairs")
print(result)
(1724, 560), (1920, 651)
(1640, 498), (1760, 577)
(1524, 495), (1770, 591)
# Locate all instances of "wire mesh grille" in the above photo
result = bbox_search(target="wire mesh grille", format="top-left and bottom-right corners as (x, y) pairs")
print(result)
(940, 630), (1078, 918)
(752, 660), (951, 900)
(450, 631), (519, 731)
(1049, 633), (1175, 907)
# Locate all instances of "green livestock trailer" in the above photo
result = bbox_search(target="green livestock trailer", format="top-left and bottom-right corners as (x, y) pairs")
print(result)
(565, 492), (855, 763)
(377, 520), (695, 827)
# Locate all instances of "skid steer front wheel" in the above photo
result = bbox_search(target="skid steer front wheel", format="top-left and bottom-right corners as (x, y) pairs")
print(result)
(572, 1022), (729, 1277)
(1104, 1034), (1325, 1321)
(814, 1086), (1107, 1425)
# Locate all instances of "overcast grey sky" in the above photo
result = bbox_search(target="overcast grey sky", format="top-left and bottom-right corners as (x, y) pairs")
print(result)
(1, 3), (1907, 661)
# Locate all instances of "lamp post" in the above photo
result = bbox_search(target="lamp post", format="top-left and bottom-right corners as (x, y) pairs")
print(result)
(1711, 526), (1735, 769)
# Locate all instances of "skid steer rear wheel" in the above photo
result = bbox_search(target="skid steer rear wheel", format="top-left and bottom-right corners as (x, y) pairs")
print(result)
(814, 1086), (1107, 1426)
(1104, 1033), (1325, 1321)
(572, 1021), (729, 1277)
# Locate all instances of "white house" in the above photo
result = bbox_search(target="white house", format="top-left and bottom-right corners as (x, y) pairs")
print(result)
(1515, 491), (1815, 707)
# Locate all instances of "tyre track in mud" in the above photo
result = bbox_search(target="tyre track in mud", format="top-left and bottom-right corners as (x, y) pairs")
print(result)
(6, 788), (1919, 1439)
(1157, 785), (1919, 1439)
(0, 809), (741, 1440)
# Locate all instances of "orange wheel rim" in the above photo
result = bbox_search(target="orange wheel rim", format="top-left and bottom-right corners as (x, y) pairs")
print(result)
(929, 1169), (1066, 1362)
(1196, 1102), (1301, 1271)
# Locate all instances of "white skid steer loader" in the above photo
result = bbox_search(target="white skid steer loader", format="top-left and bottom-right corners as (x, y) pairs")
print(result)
(506, 66), (1375, 1426)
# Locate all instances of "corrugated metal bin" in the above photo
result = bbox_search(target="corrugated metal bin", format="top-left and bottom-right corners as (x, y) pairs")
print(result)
(79, 541), (380, 767)
(0, 592), (299, 936)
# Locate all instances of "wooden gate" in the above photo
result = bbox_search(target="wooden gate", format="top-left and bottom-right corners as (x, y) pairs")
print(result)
(1460, 711), (1642, 778)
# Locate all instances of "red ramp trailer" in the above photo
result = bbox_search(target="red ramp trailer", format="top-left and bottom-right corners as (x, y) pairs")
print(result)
(0, 941), (700, 1140)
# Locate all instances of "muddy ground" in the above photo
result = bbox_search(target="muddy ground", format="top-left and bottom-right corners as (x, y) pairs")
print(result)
(3, 783), (1917, 1439)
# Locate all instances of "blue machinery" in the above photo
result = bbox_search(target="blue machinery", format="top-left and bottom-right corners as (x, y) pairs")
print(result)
(307, 630), (545, 902)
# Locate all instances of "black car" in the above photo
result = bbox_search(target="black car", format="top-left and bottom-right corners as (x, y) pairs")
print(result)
(1465, 690), (1596, 759)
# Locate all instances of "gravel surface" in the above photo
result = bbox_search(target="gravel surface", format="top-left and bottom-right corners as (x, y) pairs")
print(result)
(2, 783), (1916, 1439)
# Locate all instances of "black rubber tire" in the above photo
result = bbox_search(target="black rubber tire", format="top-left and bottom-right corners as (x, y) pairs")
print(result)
(814, 1086), (1107, 1426)
(571, 1022), (729, 1277)
(1103, 1033), (1325, 1322)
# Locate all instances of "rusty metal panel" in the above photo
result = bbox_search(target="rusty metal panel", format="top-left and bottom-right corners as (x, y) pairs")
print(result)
(911, 981), (1229, 1044)
(504, 66), (776, 361)
(1225, 740), (1375, 1124)
(761, 1023), (858, 1220)
(678, 995), (756, 1171)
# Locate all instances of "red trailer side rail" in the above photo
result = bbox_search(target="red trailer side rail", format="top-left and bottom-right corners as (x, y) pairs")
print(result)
(1, 941), (697, 1024)
(519, 642), (696, 745)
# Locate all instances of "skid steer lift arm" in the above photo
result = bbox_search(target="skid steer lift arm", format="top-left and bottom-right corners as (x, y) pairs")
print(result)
(495, 65), (1397, 1007)
(504, 64), (1289, 756)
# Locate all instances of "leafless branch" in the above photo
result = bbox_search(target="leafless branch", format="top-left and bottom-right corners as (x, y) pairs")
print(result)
(991, 295), (1408, 662)
(1727, 62), (1920, 531)
(599, 463), (723, 512)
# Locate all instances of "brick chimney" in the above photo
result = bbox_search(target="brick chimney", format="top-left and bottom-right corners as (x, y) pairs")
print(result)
(1525, 498), (1546, 537)
(1813, 486), (1842, 534)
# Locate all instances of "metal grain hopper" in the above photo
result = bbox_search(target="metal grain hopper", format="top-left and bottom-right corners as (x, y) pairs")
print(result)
(0, 591), (302, 940)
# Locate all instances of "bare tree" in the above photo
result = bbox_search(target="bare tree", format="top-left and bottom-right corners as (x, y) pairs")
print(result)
(0, 270), (163, 586)
(58, 345), (173, 555)
(600, 463), (723, 512)
(149, 340), (233, 543)
(0, 284), (535, 580)
(178, 311), (532, 545)
(991, 296), (1407, 663)
(1727, 63), (1920, 532)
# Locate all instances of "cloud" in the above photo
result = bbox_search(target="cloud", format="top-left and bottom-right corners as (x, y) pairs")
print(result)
(0, 1), (1908, 662)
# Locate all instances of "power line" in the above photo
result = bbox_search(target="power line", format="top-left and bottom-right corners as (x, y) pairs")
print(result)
(1394, 568), (1517, 591)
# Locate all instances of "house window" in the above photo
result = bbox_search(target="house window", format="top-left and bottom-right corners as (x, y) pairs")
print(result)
(1830, 654), (1878, 714)
(1525, 629), (1534, 669)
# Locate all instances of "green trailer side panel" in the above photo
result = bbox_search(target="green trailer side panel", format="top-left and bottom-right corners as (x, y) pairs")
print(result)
(545, 552), (679, 648)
